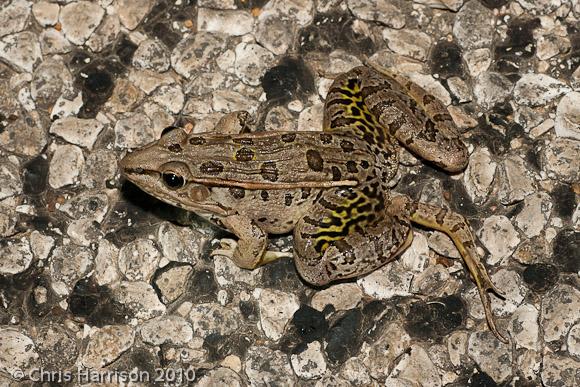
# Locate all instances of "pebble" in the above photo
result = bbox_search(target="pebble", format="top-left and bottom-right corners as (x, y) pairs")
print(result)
(463, 147), (497, 205)
(264, 0), (314, 26)
(118, 239), (161, 282)
(463, 48), (492, 77)
(541, 138), (580, 183)
(245, 346), (295, 385)
(0, 236), (33, 275)
(362, 323), (411, 380)
(555, 91), (580, 140)
(0, 328), (39, 376)
(255, 11), (293, 55)
(473, 72), (513, 109)
(515, 192), (553, 238)
(112, 281), (166, 320)
(264, 106), (296, 132)
(340, 358), (372, 385)
(478, 215), (521, 263)
(513, 73), (571, 107)
(568, 323), (580, 358)
(0, 156), (22, 200)
(106, 78), (144, 114)
(541, 352), (580, 387)
(213, 254), (260, 287)
(291, 341), (327, 379)
(467, 331), (512, 383)
(1, 111), (47, 156)
(132, 38), (170, 72)
(29, 230), (54, 261)
(171, 32), (228, 78)
(32, 1), (59, 27)
(498, 155), (536, 205)
(358, 260), (413, 299)
(197, 367), (244, 387)
(508, 303), (540, 350)
(0, 0), (31, 37)
(115, 0), (154, 30)
(40, 29), (73, 55)
(189, 303), (240, 337)
(93, 239), (120, 287)
(49, 117), (104, 149)
(157, 223), (205, 265)
(447, 76), (472, 103)
(114, 112), (155, 149)
(154, 264), (193, 304)
(212, 89), (257, 113)
(140, 315), (193, 346)
(382, 29), (432, 61)
(453, 0), (494, 50)
(81, 325), (135, 368)
(59, 1), (105, 45)
(86, 14), (121, 53)
(48, 144), (85, 189)
(297, 102), (324, 132)
(541, 284), (580, 342)
(234, 42), (275, 86)
(198, 9), (254, 36)
(151, 84), (185, 114)
(0, 31), (42, 73)
(389, 344), (441, 387)
(51, 92), (83, 119)
(257, 288), (300, 340)
(311, 283), (363, 312)
(400, 232), (429, 272)
(405, 72), (451, 106)
(80, 149), (118, 189)
(347, 0), (405, 29)
(49, 245), (93, 296)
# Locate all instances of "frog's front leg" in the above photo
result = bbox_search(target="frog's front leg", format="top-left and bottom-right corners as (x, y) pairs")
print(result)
(389, 195), (509, 343)
(211, 214), (291, 269)
(293, 186), (412, 285)
(213, 111), (253, 134)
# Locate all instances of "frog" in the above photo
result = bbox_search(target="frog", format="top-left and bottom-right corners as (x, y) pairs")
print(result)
(119, 65), (508, 343)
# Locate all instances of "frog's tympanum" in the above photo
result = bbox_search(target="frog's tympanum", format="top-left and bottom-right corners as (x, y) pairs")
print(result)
(120, 65), (508, 343)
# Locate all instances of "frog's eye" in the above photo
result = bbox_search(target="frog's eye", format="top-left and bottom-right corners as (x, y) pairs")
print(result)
(162, 172), (185, 189)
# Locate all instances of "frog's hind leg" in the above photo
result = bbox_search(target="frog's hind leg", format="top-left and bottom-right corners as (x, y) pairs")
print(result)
(293, 186), (412, 286)
(389, 195), (509, 343)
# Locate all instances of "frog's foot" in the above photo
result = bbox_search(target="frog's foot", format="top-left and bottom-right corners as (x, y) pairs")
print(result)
(211, 238), (293, 267)
(389, 195), (510, 344)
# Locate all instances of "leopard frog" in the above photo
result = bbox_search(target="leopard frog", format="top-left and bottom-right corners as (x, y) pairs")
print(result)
(120, 65), (508, 343)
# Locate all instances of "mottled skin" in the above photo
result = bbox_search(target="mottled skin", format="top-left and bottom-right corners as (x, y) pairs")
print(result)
(120, 65), (508, 343)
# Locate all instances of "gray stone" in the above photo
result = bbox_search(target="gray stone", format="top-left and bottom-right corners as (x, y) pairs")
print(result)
(340, 358), (373, 385)
(94, 239), (120, 287)
(255, 11), (294, 55)
(541, 138), (579, 183)
(515, 192), (552, 238)
(0, 200), (18, 238)
(81, 325), (135, 369)
(29, 230), (54, 261)
(358, 260), (413, 299)
(473, 72), (513, 109)
(382, 29), (432, 61)
(347, 0), (405, 29)
(132, 38), (170, 72)
(513, 73), (571, 107)
(414, 0), (464, 11)
(197, 9), (254, 36)
(298, 102), (324, 131)
(0, 0), (31, 38)
(51, 91), (83, 119)
(151, 84), (185, 114)
(0, 328), (39, 377)
(291, 341), (327, 379)
(114, 112), (155, 149)
(112, 281), (166, 320)
(264, 106), (296, 132)
(234, 42), (275, 86)
(541, 284), (580, 342)
(447, 76), (472, 103)
(197, 367), (243, 387)
(498, 155), (536, 205)
(40, 29), (73, 55)
(311, 283), (362, 312)
(405, 72), (451, 106)
(118, 239), (161, 282)
(463, 48), (492, 77)
(81, 149), (118, 189)
(140, 316), (193, 345)
(49, 117), (104, 149)
(568, 323), (580, 358)
(106, 78), (144, 113)
(86, 14), (121, 53)
(189, 303), (240, 337)
(508, 304), (540, 350)
(478, 215), (520, 263)
(59, 1), (105, 45)
(214, 254), (261, 287)
(389, 344), (441, 387)
(66, 218), (103, 247)
(157, 222), (205, 265)
(0, 236), (33, 275)
(171, 32), (228, 78)
(468, 331), (512, 383)
(198, 0), (237, 8)
(453, 0), (495, 50)
(245, 346), (295, 386)
(154, 265), (193, 304)
(0, 31), (42, 73)
(463, 147), (497, 205)
(428, 230), (460, 259)
(541, 352), (580, 387)
(212, 89), (257, 114)
(264, 0), (314, 26)
(0, 156), (22, 200)
(555, 91), (580, 140)
(257, 288), (300, 340)
(49, 245), (93, 296)
(32, 1), (59, 27)
(115, 0), (153, 30)
(362, 323), (411, 379)
(48, 144), (85, 188)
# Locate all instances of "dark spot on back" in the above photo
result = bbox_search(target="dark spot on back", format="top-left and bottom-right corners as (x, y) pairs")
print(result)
(360, 160), (370, 169)
(301, 188), (311, 199)
(351, 106), (361, 116)
(168, 143), (182, 153)
(320, 133), (333, 144)
(281, 133), (296, 142)
(285, 193), (293, 206)
(260, 162), (279, 182)
(189, 136), (206, 145)
(340, 140), (354, 153)
(200, 161), (224, 175)
(346, 160), (358, 173)
(306, 149), (324, 172)
(331, 166), (342, 181)
(260, 190), (269, 201)
(228, 187), (245, 199)
(235, 147), (255, 162)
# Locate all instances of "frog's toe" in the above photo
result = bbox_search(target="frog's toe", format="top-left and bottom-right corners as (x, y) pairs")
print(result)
(211, 238), (237, 257)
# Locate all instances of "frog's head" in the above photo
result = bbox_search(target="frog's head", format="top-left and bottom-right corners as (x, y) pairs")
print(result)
(119, 127), (230, 216)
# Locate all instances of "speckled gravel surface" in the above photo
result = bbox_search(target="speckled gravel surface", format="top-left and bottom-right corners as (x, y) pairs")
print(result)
(0, 0), (579, 386)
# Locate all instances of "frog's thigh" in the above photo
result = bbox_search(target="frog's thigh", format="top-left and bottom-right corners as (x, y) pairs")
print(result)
(293, 190), (412, 286)
(213, 111), (253, 134)
(219, 214), (268, 269)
